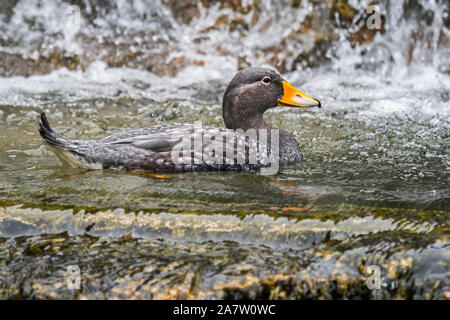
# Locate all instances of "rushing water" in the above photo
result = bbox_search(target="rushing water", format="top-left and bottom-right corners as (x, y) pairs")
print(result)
(0, 0), (449, 299)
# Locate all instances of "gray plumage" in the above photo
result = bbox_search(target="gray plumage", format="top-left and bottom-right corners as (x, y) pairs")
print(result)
(39, 67), (320, 173)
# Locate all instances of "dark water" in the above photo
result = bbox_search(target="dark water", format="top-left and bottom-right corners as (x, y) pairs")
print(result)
(0, 0), (449, 299)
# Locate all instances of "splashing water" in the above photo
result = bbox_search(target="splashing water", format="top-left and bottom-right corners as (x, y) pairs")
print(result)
(0, 0), (448, 299)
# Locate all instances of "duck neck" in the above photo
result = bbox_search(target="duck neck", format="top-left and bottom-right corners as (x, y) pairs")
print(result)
(223, 106), (270, 132)
(238, 116), (269, 132)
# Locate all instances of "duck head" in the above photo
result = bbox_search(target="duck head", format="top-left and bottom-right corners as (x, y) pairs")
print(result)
(222, 67), (320, 131)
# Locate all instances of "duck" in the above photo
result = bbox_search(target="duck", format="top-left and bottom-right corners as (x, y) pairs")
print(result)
(39, 67), (321, 174)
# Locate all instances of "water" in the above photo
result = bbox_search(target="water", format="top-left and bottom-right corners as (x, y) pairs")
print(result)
(0, 0), (449, 299)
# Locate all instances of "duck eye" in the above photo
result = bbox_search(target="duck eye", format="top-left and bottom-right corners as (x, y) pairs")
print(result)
(261, 76), (271, 85)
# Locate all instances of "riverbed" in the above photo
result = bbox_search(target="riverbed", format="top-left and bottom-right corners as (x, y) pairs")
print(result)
(0, 0), (449, 299)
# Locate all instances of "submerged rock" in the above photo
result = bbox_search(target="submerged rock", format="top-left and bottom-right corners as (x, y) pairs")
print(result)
(0, 203), (448, 299)
(0, 228), (447, 299)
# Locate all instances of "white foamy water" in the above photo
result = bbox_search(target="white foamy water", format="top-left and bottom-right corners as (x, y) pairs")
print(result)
(0, 0), (448, 210)
(0, 0), (448, 114)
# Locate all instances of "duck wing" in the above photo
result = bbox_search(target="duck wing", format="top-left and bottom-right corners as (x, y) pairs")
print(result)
(102, 123), (194, 152)
(39, 112), (276, 173)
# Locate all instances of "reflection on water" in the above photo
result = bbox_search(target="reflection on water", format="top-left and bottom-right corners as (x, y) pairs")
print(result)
(0, 0), (449, 299)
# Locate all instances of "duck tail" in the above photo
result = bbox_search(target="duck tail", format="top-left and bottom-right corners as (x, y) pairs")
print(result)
(38, 111), (99, 168)
(38, 111), (68, 147)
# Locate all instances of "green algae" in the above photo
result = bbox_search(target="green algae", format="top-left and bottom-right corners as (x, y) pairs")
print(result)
(0, 202), (448, 299)
(0, 231), (447, 299)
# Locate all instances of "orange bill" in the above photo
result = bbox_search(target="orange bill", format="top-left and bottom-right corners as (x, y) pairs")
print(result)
(278, 81), (321, 108)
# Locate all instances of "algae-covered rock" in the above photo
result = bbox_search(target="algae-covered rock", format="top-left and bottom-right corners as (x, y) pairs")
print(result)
(0, 229), (448, 299)
(0, 203), (448, 299)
